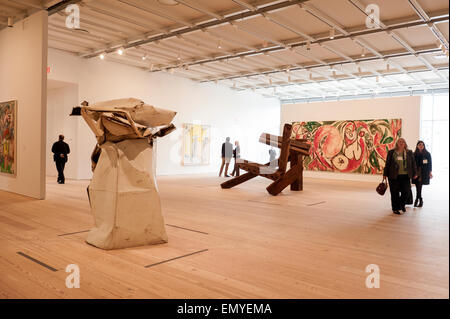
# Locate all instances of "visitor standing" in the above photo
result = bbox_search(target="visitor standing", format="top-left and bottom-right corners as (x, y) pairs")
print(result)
(51, 134), (70, 184)
(219, 137), (233, 177)
(231, 140), (241, 177)
(412, 140), (432, 207)
(383, 138), (417, 215)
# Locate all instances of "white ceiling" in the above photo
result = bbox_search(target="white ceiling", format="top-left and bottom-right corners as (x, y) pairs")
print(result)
(1, 0), (448, 101)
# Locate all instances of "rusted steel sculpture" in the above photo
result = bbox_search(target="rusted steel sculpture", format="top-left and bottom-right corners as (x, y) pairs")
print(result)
(221, 124), (310, 196)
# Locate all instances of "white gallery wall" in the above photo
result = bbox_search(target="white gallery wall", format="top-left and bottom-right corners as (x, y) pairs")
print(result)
(0, 11), (48, 199)
(47, 48), (280, 179)
(281, 96), (421, 182)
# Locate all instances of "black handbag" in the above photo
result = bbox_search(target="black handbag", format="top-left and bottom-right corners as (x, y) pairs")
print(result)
(376, 179), (388, 196)
(405, 188), (413, 205)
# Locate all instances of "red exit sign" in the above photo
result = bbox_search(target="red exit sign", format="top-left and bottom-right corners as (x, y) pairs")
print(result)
(47, 66), (51, 74)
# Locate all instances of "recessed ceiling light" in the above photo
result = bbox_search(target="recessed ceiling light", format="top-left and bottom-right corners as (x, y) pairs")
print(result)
(157, 0), (179, 5)
(434, 54), (447, 60)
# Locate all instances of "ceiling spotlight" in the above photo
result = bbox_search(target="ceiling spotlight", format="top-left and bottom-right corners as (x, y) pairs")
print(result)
(177, 53), (181, 60)
(157, 0), (179, 5)
(218, 40), (222, 49)
(330, 28), (335, 39)
(142, 55), (147, 61)
(117, 47), (124, 55)
(361, 48), (366, 57)
(7, 17), (14, 28)
(99, 53), (105, 60)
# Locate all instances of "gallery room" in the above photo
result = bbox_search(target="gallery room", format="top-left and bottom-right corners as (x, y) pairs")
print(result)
(0, 0), (448, 302)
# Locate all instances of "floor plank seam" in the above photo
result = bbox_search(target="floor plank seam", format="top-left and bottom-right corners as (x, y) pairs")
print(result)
(16, 252), (58, 272)
(165, 224), (209, 235)
(144, 249), (209, 268)
(57, 230), (90, 236)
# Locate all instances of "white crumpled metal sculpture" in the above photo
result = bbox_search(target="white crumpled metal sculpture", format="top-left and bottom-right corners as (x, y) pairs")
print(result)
(76, 98), (176, 250)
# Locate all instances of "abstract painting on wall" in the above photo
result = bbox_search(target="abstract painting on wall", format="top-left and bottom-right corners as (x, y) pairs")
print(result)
(0, 100), (17, 175)
(183, 123), (211, 165)
(292, 119), (402, 174)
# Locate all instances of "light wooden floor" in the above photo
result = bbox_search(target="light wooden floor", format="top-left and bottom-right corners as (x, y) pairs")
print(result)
(0, 173), (448, 299)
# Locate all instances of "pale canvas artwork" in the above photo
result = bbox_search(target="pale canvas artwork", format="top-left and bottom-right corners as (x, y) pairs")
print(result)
(0, 100), (16, 175)
(183, 123), (211, 165)
(292, 119), (402, 174)
(76, 98), (176, 250)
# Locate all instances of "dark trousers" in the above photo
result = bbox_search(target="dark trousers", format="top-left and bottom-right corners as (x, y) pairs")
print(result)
(415, 182), (423, 200)
(55, 160), (66, 183)
(388, 174), (411, 211)
(231, 158), (240, 176)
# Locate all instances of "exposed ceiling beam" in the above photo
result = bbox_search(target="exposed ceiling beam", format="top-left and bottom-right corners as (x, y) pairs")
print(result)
(407, 0), (449, 50)
(348, 0), (448, 82)
(82, 0), (310, 58)
(199, 48), (444, 82)
(47, 0), (82, 15)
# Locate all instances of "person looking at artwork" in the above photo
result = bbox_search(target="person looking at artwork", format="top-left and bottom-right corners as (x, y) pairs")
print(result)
(383, 138), (417, 215)
(51, 134), (70, 184)
(231, 140), (241, 177)
(219, 137), (233, 177)
(269, 147), (277, 167)
(412, 140), (432, 208)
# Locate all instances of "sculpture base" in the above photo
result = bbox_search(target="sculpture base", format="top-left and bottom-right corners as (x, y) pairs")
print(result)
(86, 139), (168, 250)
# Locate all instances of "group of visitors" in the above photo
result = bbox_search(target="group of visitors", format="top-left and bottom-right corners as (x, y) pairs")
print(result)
(383, 138), (433, 215)
(219, 137), (240, 177)
(219, 138), (280, 178)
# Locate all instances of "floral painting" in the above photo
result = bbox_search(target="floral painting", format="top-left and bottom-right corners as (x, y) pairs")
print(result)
(0, 100), (17, 175)
(292, 119), (402, 174)
(183, 123), (211, 165)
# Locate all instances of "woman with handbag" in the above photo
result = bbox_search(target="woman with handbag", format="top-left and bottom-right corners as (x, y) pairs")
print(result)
(383, 138), (418, 215)
(412, 141), (432, 207)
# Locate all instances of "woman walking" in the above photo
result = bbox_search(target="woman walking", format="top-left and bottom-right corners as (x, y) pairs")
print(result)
(383, 138), (417, 215)
(231, 141), (241, 177)
(412, 141), (432, 207)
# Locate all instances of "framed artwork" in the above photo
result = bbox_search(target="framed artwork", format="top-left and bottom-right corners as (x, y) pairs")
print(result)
(292, 119), (402, 174)
(183, 123), (211, 165)
(0, 100), (17, 175)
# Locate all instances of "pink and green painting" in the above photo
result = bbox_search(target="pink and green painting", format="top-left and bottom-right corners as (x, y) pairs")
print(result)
(292, 119), (402, 174)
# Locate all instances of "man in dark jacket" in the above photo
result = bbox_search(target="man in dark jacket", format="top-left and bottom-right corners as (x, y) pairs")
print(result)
(219, 137), (233, 177)
(52, 135), (70, 184)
